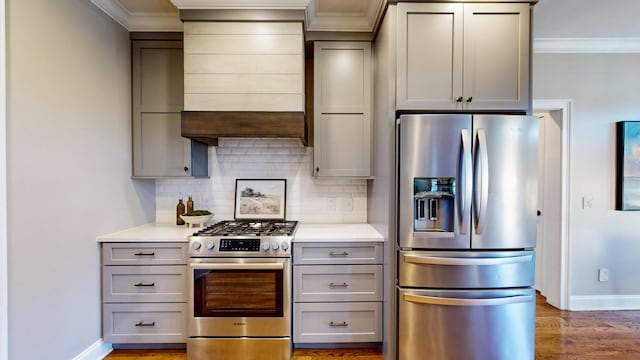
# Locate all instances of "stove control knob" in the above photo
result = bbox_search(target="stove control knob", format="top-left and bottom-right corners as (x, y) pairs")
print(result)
(281, 242), (289, 251)
(192, 241), (202, 251)
(262, 242), (271, 251)
(272, 242), (280, 251)
(207, 241), (215, 250)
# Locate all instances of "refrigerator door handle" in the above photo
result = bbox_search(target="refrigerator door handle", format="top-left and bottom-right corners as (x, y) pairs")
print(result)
(403, 293), (533, 307)
(403, 253), (533, 266)
(474, 128), (489, 234)
(458, 128), (472, 234)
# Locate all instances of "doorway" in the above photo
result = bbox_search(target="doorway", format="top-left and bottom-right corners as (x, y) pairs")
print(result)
(533, 100), (572, 310)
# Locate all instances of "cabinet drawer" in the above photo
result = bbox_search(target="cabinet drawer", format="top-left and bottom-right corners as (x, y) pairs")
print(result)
(103, 303), (187, 344)
(103, 265), (187, 303)
(294, 265), (382, 302)
(293, 302), (382, 343)
(103, 243), (188, 265)
(293, 242), (383, 265)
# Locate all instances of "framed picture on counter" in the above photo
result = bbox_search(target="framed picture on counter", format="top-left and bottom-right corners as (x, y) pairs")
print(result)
(616, 121), (640, 210)
(234, 179), (287, 220)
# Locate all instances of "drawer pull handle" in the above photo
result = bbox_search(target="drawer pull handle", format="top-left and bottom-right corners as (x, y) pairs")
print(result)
(135, 321), (156, 327)
(329, 252), (349, 256)
(134, 282), (155, 287)
(134, 252), (155, 256)
(329, 321), (348, 327)
(329, 282), (348, 288)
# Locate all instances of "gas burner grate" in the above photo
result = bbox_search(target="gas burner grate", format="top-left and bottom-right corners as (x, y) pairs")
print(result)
(193, 220), (298, 237)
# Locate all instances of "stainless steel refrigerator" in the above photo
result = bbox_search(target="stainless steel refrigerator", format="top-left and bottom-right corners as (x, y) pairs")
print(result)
(397, 114), (538, 360)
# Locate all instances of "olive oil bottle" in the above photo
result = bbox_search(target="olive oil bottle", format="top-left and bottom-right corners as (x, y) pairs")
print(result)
(176, 195), (186, 225)
(187, 193), (194, 214)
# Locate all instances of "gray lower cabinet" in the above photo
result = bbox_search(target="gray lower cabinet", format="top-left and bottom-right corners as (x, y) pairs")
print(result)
(102, 242), (188, 344)
(292, 242), (383, 344)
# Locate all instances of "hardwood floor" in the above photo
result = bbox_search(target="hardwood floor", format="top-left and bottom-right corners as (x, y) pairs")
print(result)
(103, 348), (382, 360)
(535, 293), (640, 359)
(105, 293), (640, 359)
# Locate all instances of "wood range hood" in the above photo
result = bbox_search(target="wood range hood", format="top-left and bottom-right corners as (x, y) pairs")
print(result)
(179, 11), (308, 146)
(182, 111), (307, 146)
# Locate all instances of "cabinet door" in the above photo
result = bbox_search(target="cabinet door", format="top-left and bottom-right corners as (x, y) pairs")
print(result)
(103, 303), (187, 343)
(397, 3), (463, 110)
(103, 265), (188, 303)
(102, 242), (188, 266)
(293, 302), (382, 343)
(462, 3), (530, 111)
(294, 264), (383, 302)
(293, 242), (383, 265)
(132, 40), (191, 178)
(314, 42), (372, 177)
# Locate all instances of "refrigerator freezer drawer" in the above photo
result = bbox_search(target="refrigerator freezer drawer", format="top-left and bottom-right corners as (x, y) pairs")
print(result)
(398, 288), (535, 360)
(399, 250), (534, 288)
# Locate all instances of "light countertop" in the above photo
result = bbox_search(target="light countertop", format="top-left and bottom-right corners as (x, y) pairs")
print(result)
(97, 222), (384, 243)
(294, 223), (384, 242)
(96, 222), (195, 243)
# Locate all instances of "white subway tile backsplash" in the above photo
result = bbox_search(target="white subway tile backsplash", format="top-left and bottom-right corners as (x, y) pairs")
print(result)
(156, 138), (366, 224)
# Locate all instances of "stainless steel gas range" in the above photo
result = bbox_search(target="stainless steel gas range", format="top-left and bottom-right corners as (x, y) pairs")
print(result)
(187, 220), (298, 360)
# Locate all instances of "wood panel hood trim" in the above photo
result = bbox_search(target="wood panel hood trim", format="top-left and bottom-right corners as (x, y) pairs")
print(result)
(181, 111), (307, 146)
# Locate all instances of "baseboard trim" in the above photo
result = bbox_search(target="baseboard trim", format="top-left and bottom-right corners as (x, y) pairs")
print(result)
(569, 295), (640, 311)
(72, 339), (113, 360)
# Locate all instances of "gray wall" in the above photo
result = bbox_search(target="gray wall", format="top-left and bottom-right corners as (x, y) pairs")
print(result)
(533, 53), (640, 297)
(534, 0), (640, 38)
(6, 0), (155, 358)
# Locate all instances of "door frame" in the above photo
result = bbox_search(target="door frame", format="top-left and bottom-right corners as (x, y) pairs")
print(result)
(533, 99), (573, 310)
(1, 0), (8, 357)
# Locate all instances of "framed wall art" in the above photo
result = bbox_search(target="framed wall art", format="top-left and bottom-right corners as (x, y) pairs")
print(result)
(616, 121), (640, 210)
(234, 179), (287, 220)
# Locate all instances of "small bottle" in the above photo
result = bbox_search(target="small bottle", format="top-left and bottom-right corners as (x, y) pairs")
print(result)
(177, 195), (186, 225)
(187, 193), (194, 214)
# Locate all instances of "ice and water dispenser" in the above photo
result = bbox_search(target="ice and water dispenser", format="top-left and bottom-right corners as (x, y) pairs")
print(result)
(413, 177), (455, 233)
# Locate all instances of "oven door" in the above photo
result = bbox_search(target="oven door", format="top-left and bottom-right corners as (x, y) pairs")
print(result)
(188, 257), (291, 337)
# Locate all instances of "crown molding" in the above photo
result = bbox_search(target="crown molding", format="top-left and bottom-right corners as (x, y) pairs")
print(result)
(534, 37), (640, 54)
(90, 0), (182, 31)
(92, 0), (387, 34)
(170, 0), (309, 10)
(305, 0), (385, 33)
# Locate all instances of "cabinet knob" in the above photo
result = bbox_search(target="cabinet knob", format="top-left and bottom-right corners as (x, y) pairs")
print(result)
(466, 96), (473, 103)
(184, 166), (189, 172)
(456, 96), (463, 103)
(316, 167), (320, 174)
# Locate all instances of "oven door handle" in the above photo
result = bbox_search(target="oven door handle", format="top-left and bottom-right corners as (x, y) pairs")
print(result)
(190, 262), (284, 271)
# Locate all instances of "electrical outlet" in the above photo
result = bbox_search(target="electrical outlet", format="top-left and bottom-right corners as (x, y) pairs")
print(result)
(328, 197), (336, 211)
(598, 268), (609, 282)
(344, 198), (353, 212)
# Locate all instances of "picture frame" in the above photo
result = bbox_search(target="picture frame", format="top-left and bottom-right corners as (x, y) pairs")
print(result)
(234, 179), (287, 220)
(616, 121), (640, 210)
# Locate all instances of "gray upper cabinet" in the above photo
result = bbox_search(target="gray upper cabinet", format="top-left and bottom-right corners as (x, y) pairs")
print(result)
(397, 3), (530, 111)
(314, 41), (372, 177)
(132, 39), (206, 178)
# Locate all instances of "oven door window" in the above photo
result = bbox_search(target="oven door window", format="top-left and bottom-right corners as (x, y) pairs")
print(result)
(194, 269), (284, 317)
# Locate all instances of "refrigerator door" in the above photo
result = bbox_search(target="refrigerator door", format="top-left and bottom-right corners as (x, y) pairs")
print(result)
(398, 249), (535, 288)
(398, 287), (535, 360)
(472, 115), (538, 249)
(398, 114), (473, 249)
